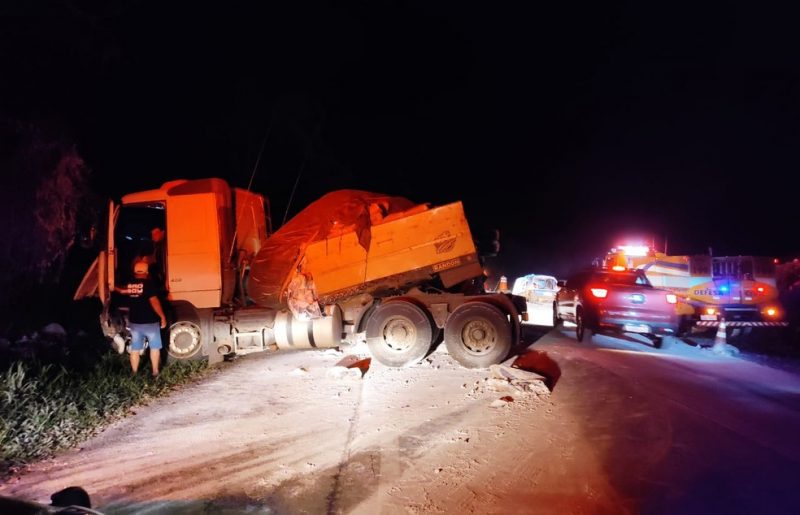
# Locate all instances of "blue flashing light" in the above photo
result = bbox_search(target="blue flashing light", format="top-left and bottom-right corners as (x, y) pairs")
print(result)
(719, 285), (729, 293)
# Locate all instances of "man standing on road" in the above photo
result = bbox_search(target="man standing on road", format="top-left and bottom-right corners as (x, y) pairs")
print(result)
(119, 259), (167, 376)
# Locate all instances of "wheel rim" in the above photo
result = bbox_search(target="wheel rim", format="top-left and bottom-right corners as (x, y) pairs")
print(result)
(381, 316), (418, 353)
(169, 321), (202, 357)
(459, 318), (497, 355)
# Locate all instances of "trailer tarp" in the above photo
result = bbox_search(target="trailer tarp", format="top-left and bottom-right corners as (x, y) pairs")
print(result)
(248, 190), (415, 314)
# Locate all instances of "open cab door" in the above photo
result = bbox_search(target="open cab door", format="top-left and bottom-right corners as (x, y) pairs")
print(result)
(73, 200), (118, 313)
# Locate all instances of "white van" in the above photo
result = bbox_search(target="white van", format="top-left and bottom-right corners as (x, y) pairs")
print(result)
(513, 274), (558, 303)
(513, 274), (559, 326)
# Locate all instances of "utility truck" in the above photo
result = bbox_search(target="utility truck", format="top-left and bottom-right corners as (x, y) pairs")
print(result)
(75, 178), (526, 368)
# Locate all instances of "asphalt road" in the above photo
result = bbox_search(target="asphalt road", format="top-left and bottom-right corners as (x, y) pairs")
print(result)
(534, 325), (800, 514)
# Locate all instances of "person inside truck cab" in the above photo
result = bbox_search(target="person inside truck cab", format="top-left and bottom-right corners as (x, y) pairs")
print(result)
(136, 225), (166, 284)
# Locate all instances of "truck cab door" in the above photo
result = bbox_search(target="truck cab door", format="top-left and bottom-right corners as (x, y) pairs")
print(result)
(73, 200), (118, 311)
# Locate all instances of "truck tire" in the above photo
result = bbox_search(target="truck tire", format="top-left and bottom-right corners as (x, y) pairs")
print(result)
(365, 300), (434, 367)
(444, 302), (511, 368)
(167, 304), (206, 362)
(677, 315), (691, 337)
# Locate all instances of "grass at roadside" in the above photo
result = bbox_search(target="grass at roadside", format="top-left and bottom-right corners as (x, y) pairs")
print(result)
(0, 353), (209, 475)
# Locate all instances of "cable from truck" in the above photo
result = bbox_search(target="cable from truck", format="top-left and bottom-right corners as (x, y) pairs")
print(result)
(228, 112), (275, 262)
(282, 118), (323, 227)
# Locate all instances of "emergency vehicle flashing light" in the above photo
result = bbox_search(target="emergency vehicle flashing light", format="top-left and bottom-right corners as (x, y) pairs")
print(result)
(617, 245), (650, 257)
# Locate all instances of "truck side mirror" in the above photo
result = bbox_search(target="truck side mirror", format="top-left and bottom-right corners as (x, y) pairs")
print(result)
(473, 227), (500, 258)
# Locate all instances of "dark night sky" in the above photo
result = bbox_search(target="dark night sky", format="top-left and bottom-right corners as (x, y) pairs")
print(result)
(2, 1), (799, 280)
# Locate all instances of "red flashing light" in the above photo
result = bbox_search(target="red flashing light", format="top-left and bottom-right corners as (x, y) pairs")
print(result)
(611, 265), (626, 272)
(757, 286), (765, 293)
(590, 288), (608, 298)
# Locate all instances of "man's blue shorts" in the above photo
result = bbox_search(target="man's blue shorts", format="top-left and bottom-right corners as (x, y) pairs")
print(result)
(129, 322), (163, 351)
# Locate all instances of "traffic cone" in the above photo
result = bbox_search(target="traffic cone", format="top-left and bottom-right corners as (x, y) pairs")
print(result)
(498, 276), (509, 293)
(711, 318), (734, 355)
(714, 318), (727, 346)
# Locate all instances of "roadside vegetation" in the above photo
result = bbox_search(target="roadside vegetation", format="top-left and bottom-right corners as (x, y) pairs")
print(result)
(0, 353), (209, 476)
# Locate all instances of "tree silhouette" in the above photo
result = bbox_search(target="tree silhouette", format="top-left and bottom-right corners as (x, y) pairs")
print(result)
(0, 118), (99, 334)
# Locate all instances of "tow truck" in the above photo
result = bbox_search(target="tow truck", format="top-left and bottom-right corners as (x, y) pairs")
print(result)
(603, 245), (788, 330)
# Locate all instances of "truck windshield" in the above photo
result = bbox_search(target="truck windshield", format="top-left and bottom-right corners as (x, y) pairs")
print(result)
(712, 257), (754, 280)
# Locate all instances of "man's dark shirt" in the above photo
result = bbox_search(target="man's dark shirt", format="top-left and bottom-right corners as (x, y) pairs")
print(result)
(124, 277), (160, 324)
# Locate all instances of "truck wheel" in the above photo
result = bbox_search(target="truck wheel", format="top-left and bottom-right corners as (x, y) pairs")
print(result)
(552, 302), (560, 327)
(677, 315), (690, 337)
(365, 300), (434, 367)
(444, 302), (511, 368)
(167, 304), (205, 362)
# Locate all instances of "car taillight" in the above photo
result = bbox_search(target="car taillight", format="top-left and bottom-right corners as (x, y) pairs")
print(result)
(590, 288), (608, 298)
(766, 307), (777, 317)
(666, 294), (677, 304)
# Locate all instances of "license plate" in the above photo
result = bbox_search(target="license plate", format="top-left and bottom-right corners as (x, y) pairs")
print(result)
(700, 315), (717, 321)
(623, 324), (650, 333)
